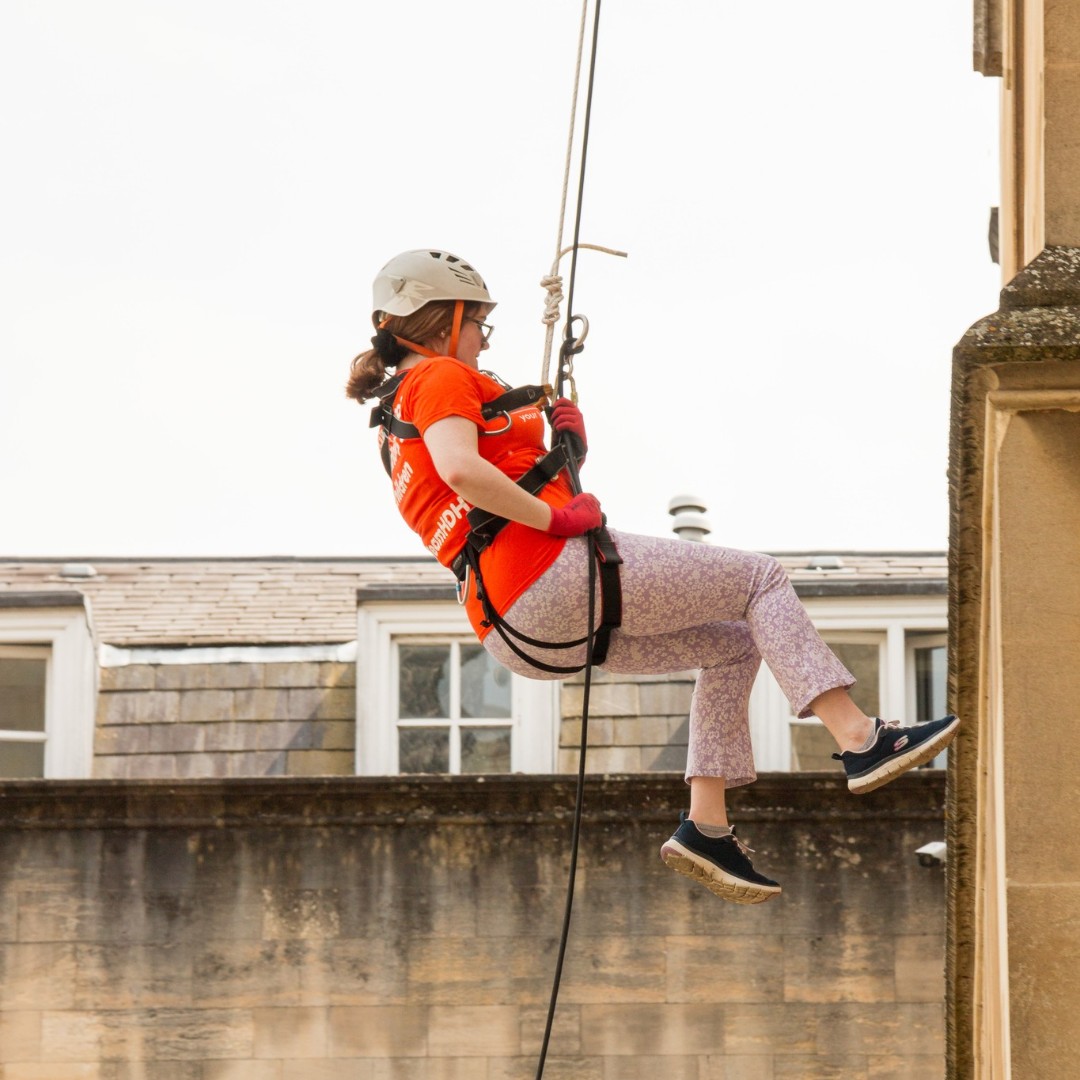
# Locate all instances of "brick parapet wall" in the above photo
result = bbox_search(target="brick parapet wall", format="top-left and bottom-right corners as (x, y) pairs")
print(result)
(0, 774), (946, 1079)
(95, 662), (356, 780)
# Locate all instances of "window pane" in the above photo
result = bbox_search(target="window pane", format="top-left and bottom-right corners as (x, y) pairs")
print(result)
(0, 741), (45, 779)
(915, 644), (949, 768)
(460, 645), (511, 719)
(830, 642), (880, 717)
(399, 727), (450, 773)
(461, 726), (512, 773)
(0, 658), (47, 733)
(398, 645), (450, 719)
(915, 646), (947, 721)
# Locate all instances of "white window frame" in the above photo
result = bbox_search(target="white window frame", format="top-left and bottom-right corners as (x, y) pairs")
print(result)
(748, 593), (947, 771)
(356, 600), (558, 776)
(906, 631), (949, 719)
(393, 636), (515, 775)
(0, 606), (97, 778)
(0, 645), (50, 773)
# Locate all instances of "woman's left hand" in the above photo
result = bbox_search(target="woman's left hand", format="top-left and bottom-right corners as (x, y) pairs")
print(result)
(550, 398), (587, 460)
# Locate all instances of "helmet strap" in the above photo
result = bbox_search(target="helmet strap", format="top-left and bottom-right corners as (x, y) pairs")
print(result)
(447, 300), (464, 359)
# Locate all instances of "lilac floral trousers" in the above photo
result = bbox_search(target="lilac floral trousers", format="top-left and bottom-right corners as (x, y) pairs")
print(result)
(482, 530), (854, 787)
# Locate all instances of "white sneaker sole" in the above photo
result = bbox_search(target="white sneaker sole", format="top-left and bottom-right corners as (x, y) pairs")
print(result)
(659, 838), (782, 905)
(848, 716), (961, 794)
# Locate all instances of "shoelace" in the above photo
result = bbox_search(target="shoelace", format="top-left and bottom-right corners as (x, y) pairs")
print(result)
(729, 828), (755, 857)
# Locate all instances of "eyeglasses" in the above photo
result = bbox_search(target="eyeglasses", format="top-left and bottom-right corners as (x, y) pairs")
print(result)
(466, 317), (495, 344)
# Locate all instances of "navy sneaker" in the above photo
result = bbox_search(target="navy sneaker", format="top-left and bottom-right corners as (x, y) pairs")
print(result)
(660, 813), (781, 904)
(833, 714), (961, 794)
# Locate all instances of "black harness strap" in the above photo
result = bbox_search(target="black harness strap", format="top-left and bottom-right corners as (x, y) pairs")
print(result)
(370, 371), (622, 673)
(370, 375), (554, 478)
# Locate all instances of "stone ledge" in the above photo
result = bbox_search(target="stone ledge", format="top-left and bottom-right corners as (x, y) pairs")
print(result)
(0, 773), (944, 831)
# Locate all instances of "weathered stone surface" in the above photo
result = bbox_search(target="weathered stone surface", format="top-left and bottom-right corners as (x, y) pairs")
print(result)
(0, 775), (945, 1075)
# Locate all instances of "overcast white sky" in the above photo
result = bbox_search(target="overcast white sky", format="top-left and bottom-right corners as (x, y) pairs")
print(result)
(1, 0), (1001, 558)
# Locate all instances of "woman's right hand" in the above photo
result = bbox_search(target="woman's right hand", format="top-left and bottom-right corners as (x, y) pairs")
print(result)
(547, 493), (603, 536)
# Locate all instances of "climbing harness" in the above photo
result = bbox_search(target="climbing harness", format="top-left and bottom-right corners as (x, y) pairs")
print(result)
(369, 365), (622, 673)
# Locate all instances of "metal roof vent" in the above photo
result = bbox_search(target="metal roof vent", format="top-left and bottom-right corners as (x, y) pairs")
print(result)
(669, 494), (711, 543)
(58, 563), (98, 579)
(805, 554), (845, 571)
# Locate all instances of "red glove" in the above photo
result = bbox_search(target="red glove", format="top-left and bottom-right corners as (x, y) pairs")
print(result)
(550, 398), (587, 459)
(547, 493), (603, 537)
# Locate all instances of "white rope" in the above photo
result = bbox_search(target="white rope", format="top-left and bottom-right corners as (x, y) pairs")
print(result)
(539, 0), (627, 391)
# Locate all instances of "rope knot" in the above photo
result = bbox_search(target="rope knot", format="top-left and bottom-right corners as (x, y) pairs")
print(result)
(540, 274), (564, 326)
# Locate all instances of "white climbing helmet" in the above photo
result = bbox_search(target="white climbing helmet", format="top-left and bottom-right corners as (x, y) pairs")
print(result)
(371, 249), (496, 321)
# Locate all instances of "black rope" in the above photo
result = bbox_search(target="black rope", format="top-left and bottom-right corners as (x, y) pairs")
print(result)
(534, 539), (598, 1080)
(535, 2), (604, 1078)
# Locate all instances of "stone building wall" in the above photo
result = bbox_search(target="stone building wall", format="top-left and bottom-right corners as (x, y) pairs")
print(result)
(95, 662), (356, 779)
(0, 774), (946, 1079)
(559, 669), (694, 774)
(93, 659), (692, 780)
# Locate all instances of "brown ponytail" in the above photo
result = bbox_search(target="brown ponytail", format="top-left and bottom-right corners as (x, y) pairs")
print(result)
(345, 299), (486, 403)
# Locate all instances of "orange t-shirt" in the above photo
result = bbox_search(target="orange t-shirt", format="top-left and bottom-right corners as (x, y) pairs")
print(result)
(382, 356), (573, 639)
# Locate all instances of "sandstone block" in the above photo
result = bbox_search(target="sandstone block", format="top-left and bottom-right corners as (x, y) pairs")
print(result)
(783, 934), (895, 1004)
(600, 1055), (703, 1080)
(0, 1065), (102, 1079)
(490, 1057), (603, 1080)
(284, 1062), (374, 1080)
(560, 718), (613, 747)
(262, 887), (341, 941)
(814, 1003), (943, 1057)
(297, 938), (409, 1007)
(100, 666), (155, 692)
(637, 683), (694, 716)
(611, 715), (686, 746)
(327, 1006), (427, 1057)
(0, 1010), (42, 1063)
(312, 688), (355, 721)
(155, 665), (216, 691)
(427, 1004), (521, 1056)
(75, 944), (194, 1010)
(722, 1003), (818, 1056)
(893, 935), (944, 1002)
(309, 721), (354, 752)
(773, 1056), (869, 1078)
(284, 750), (352, 777)
(579, 1002), (725, 1057)
(202, 1062), (282, 1080)
(263, 663), (320, 689)
(233, 690), (288, 722)
(867, 1055), (946, 1078)
(205, 664), (264, 690)
(253, 1006), (328, 1059)
(666, 935), (783, 1004)
(192, 941), (303, 1008)
(0, 944), (77, 1009)
(562, 683), (639, 719)
(178, 690), (234, 725)
(318, 662), (356, 689)
(98, 692), (179, 726)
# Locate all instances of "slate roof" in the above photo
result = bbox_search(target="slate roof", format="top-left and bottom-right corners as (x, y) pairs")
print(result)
(0, 551), (946, 647)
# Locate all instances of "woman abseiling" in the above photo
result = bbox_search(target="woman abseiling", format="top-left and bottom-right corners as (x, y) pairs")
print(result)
(346, 248), (960, 905)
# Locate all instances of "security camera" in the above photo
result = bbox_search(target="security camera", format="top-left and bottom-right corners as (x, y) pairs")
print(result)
(916, 841), (947, 868)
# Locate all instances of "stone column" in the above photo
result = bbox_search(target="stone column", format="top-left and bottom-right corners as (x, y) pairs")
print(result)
(997, 0), (1080, 279)
(948, 247), (1080, 1077)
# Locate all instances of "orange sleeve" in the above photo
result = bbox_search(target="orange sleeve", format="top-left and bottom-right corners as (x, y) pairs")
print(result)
(400, 358), (486, 435)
